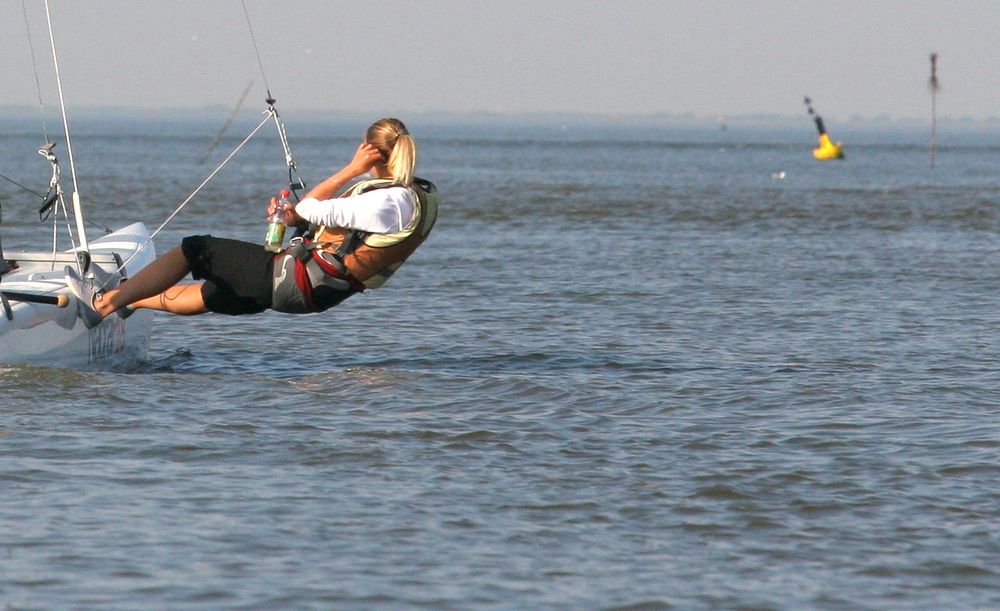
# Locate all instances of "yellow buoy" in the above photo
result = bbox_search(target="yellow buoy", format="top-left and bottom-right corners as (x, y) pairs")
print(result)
(804, 96), (845, 160)
(813, 133), (844, 160)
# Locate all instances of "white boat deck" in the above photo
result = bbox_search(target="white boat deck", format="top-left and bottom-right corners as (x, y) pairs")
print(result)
(0, 222), (156, 369)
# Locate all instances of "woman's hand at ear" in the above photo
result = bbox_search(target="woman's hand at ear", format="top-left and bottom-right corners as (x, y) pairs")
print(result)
(346, 141), (384, 176)
(300, 140), (386, 202)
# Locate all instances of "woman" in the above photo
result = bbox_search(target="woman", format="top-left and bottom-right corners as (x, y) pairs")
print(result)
(68, 117), (438, 328)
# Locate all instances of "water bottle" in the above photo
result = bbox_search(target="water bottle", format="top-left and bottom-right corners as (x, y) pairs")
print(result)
(264, 189), (291, 252)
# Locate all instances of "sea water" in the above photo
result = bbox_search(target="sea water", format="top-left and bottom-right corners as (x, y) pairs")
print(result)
(1, 116), (999, 608)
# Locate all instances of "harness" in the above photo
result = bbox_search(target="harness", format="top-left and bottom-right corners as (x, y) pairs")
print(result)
(270, 178), (436, 313)
(271, 237), (366, 314)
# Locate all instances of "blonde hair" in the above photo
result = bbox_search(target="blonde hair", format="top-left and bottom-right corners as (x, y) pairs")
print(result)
(366, 117), (417, 186)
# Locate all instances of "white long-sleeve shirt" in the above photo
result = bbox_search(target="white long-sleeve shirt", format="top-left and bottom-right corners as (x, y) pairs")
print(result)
(294, 186), (416, 234)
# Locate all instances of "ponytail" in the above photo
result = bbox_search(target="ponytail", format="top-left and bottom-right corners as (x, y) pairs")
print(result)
(386, 134), (416, 186)
(366, 118), (417, 186)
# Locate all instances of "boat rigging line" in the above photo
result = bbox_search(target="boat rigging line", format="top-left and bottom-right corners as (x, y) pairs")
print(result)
(242, 0), (307, 198)
(242, 0), (273, 102)
(0, 173), (44, 199)
(20, 0), (50, 145)
(131, 113), (275, 258)
(199, 78), (255, 165)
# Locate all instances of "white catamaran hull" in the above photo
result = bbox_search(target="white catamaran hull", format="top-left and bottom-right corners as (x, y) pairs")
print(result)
(0, 222), (156, 369)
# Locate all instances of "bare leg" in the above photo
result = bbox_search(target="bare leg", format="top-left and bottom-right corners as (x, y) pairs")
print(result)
(127, 283), (208, 315)
(93, 246), (207, 317)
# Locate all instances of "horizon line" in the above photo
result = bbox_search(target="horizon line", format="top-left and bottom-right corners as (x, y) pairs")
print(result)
(3, 104), (999, 127)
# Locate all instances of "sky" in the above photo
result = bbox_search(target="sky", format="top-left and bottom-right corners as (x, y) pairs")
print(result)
(3, 0), (999, 122)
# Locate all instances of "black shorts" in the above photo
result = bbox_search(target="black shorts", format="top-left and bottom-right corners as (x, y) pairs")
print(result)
(181, 235), (274, 315)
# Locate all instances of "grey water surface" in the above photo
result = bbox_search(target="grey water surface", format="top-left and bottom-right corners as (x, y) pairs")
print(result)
(2, 117), (999, 609)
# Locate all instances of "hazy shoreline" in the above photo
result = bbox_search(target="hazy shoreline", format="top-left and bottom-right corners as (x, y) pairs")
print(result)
(3, 104), (999, 132)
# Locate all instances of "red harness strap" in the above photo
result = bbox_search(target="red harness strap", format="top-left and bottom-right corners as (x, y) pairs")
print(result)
(292, 257), (317, 312)
(284, 251), (365, 313)
(309, 251), (367, 293)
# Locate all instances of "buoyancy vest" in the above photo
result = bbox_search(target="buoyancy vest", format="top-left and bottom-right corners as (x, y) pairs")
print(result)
(270, 177), (438, 314)
(316, 177), (438, 288)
